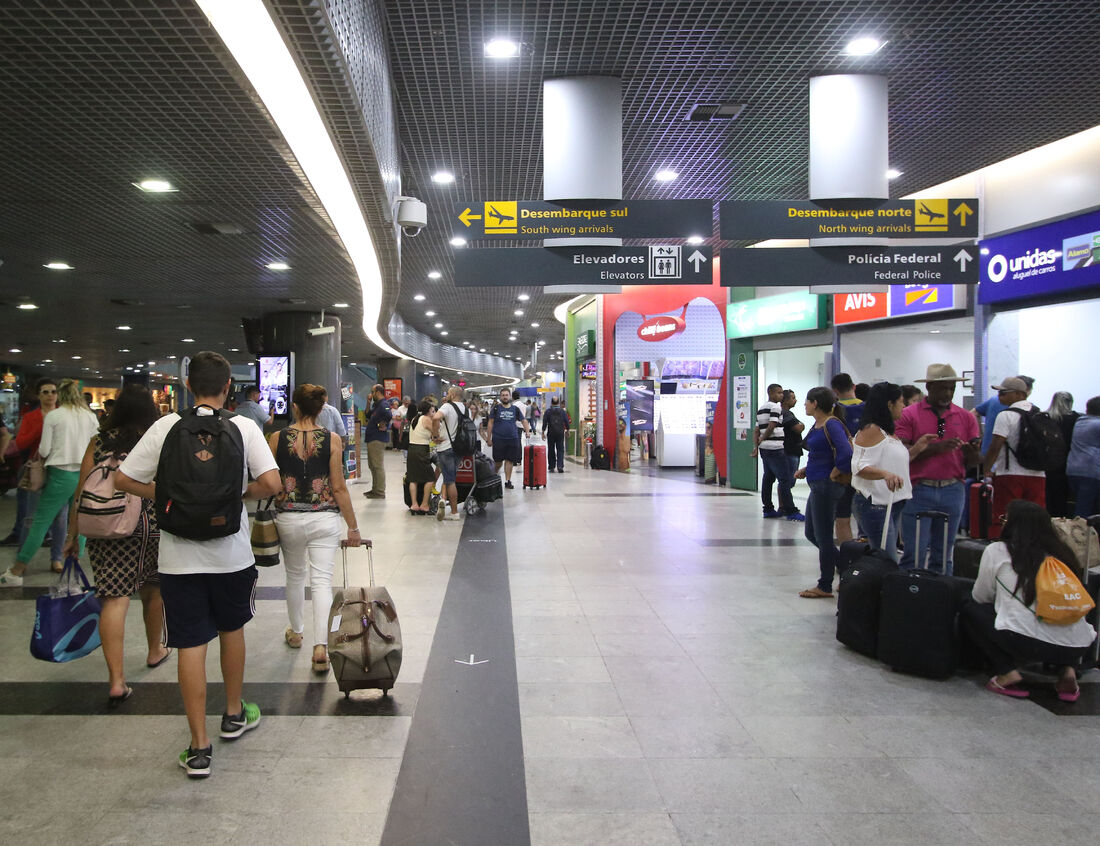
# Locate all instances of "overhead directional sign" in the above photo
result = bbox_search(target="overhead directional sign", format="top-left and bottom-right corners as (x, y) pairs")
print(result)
(720, 199), (979, 240)
(720, 246), (978, 287)
(454, 199), (713, 240)
(455, 245), (713, 287)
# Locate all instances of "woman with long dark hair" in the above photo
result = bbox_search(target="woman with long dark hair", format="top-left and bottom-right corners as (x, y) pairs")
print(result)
(961, 499), (1096, 701)
(63, 384), (167, 705)
(1044, 391), (1078, 517)
(795, 387), (852, 598)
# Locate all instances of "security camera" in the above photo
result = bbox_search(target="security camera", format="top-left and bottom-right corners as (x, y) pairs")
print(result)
(395, 196), (428, 237)
(307, 325), (336, 337)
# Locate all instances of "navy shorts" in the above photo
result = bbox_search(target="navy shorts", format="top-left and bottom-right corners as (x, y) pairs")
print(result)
(160, 566), (258, 648)
(436, 448), (457, 485)
(836, 484), (856, 519)
(492, 438), (521, 465)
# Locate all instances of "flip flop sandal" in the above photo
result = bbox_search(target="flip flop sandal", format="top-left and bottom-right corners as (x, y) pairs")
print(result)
(986, 677), (1029, 698)
(107, 686), (133, 709)
(1056, 685), (1081, 702)
(146, 648), (173, 669)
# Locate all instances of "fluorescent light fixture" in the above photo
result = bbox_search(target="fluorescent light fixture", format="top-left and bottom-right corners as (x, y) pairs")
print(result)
(530, 322), (540, 328)
(517, 293), (530, 301)
(413, 294), (426, 301)
(44, 262), (73, 270)
(117, 325), (132, 331)
(181, 338), (195, 343)
(440, 331), (449, 336)
(265, 261), (290, 271)
(133, 179), (177, 193)
(514, 309), (524, 316)
(118, 349), (130, 353)
(8, 348), (21, 353)
(434, 322), (443, 328)
(930, 329), (941, 334)
(168, 354), (178, 358)
(72, 355), (82, 360)
(333, 302), (349, 308)
(197, 0), (406, 362)
(509, 336), (517, 341)
(349, 361), (356, 366)
(654, 169), (678, 182)
(431, 171), (455, 184)
(18, 303), (38, 310)
(450, 237), (467, 247)
(425, 310), (436, 317)
(428, 271), (442, 279)
(43, 358), (52, 363)
(686, 236), (705, 245)
(886, 168), (903, 179)
(846, 36), (884, 56)
(147, 360), (156, 365)
(479, 348), (486, 352)
(484, 39), (519, 59)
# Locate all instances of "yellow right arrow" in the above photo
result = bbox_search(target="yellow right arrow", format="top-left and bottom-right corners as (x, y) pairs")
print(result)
(952, 202), (974, 227)
(458, 207), (482, 228)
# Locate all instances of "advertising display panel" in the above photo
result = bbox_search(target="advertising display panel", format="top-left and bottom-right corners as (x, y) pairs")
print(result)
(626, 380), (654, 431)
(258, 354), (292, 419)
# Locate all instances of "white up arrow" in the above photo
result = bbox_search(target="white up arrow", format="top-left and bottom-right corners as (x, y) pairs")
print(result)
(455, 654), (489, 666)
(953, 248), (973, 273)
(687, 250), (708, 272)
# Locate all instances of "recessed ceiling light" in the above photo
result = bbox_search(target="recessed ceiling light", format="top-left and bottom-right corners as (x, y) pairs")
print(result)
(8, 348), (21, 353)
(265, 261), (290, 270)
(43, 358), (52, 363)
(846, 36), (884, 56)
(413, 294), (426, 301)
(44, 262), (73, 270)
(168, 354), (177, 359)
(71, 355), (82, 360)
(929, 329), (942, 334)
(147, 360), (155, 365)
(530, 322), (540, 328)
(133, 179), (177, 193)
(425, 310), (436, 317)
(431, 171), (455, 184)
(440, 331), (449, 336)
(517, 294), (530, 301)
(686, 235), (704, 245)
(349, 361), (356, 366)
(450, 237), (467, 248)
(181, 338), (195, 343)
(333, 302), (349, 308)
(484, 38), (519, 59)
(886, 168), (903, 179)
(654, 169), (678, 182)
(514, 309), (524, 316)
(17, 303), (38, 310)
(479, 348), (486, 352)
(54, 339), (66, 343)
(227, 349), (239, 353)
(117, 325), (131, 331)
(428, 271), (442, 280)
(118, 348), (130, 353)
(434, 322), (443, 328)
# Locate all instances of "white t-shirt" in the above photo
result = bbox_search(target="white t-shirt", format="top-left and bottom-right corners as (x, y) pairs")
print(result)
(851, 429), (913, 506)
(972, 542), (1096, 647)
(437, 401), (466, 453)
(40, 406), (100, 471)
(756, 400), (784, 450)
(120, 408), (278, 575)
(991, 401), (1045, 477)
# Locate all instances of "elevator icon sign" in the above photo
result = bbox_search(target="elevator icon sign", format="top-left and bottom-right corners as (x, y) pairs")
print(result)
(649, 246), (681, 279)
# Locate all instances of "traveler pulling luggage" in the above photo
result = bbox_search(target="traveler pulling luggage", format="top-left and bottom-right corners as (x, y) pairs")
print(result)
(877, 510), (974, 678)
(836, 494), (899, 658)
(523, 433), (547, 489)
(328, 540), (402, 698)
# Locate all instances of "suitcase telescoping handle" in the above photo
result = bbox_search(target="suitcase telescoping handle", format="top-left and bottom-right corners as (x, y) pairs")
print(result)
(340, 538), (374, 589)
(914, 510), (950, 572)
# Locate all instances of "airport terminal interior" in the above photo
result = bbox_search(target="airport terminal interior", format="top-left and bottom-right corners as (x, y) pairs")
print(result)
(2, 2), (1100, 845)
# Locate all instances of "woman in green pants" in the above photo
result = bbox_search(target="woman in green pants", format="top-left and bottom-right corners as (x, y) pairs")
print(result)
(1, 379), (99, 586)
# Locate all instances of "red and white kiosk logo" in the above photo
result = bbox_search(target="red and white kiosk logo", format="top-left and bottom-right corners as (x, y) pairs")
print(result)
(833, 291), (889, 324)
(637, 314), (686, 342)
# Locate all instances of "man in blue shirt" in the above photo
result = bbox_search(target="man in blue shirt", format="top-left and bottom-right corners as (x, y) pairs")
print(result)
(487, 387), (529, 489)
(235, 386), (273, 432)
(317, 389), (348, 447)
(363, 385), (391, 499)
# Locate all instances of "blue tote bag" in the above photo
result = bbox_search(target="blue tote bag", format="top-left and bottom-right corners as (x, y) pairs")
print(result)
(30, 556), (102, 663)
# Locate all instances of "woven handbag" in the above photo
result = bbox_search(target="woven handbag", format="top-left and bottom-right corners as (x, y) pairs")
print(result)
(250, 497), (281, 567)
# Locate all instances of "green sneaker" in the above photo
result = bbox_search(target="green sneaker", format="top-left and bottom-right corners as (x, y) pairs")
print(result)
(179, 745), (212, 778)
(220, 701), (261, 739)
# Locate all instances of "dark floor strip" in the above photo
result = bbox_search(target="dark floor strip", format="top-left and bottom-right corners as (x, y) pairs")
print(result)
(696, 538), (802, 547)
(380, 505), (529, 846)
(566, 491), (750, 497)
(0, 680), (419, 716)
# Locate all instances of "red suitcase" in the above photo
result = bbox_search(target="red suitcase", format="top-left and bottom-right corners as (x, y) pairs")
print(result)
(523, 443), (547, 489)
(969, 481), (997, 539)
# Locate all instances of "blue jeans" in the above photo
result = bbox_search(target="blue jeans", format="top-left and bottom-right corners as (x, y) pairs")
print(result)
(1070, 476), (1100, 518)
(899, 481), (965, 575)
(760, 449), (795, 514)
(852, 492), (904, 563)
(805, 478), (846, 592)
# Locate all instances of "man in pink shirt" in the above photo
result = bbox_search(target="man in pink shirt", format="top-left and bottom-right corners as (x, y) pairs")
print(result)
(894, 364), (980, 574)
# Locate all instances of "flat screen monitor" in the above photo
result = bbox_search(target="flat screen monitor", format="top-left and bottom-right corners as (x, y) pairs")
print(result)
(659, 381), (677, 395)
(580, 360), (597, 379)
(626, 379), (654, 431)
(258, 353), (293, 418)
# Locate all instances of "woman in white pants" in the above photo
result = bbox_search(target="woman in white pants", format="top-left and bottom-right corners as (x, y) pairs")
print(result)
(268, 384), (361, 673)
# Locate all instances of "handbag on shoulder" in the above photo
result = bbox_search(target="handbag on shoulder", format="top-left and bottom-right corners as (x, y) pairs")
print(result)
(18, 452), (46, 492)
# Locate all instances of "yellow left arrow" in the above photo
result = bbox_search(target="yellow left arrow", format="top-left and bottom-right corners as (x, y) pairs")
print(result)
(459, 207), (482, 228)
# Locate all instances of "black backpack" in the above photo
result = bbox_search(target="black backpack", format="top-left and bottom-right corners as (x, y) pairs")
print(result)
(155, 406), (246, 540)
(447, 402), (479, 457)
(1005, 406), (1067, 472)
(545, 407), (568, 437)
(591, 444), (611, 470)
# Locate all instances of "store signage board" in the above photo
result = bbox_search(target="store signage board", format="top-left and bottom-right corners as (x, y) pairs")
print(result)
(455, 245), (712, 287)
(834, 285), (960, 325)
(733, 375), (752, 429)
(575, 329), (595, 358)
(454, 199), (712, 240)
(978, 208), (1100, 305)
(726, 291), (826, 339)
(719, 199), (979, 240)
(720, 246), (978, 287)
(550, 381), (566, 389)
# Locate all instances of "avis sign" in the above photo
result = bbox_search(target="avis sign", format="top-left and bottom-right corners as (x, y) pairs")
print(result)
(833, 285), (960, 325)
(637, 314), (686, 342)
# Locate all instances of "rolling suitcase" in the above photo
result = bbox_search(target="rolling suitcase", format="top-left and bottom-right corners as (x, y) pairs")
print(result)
(328, 540), (402, 698)
(877, 510), (972, 678)
(953, 537), (989, 580)
(836, 495), (899, 658)
(402, 473), (439, 514)
(523, 440), (547, 489)
(968, 480), (996, 539)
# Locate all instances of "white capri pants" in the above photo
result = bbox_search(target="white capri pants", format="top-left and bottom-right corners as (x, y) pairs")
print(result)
(276, 510), (342, 647)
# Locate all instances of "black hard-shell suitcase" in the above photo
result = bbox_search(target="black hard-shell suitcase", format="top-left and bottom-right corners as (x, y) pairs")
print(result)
(836, 495), (898, 657)
(953, 538), (989, 580)
(877, 510), (972, 678)
(402, 473), (439, 514)
(328, 540), (402, 698)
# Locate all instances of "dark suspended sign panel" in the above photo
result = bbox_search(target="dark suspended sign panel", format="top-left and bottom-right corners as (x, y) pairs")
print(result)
(454, 245), (713, 287)
(719, 199), (979, 240)
(719, 246), (979, 287)
(453, 199), (713, 240)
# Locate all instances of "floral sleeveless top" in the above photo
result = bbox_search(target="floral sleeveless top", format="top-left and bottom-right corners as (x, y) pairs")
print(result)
(274, 428), (338, 512)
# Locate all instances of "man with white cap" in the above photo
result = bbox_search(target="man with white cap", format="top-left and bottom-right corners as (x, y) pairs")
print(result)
(983, 377), (1046, 530)
(895, 364), (981, 574)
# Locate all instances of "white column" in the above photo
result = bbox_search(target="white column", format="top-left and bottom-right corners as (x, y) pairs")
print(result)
(543, 77), (622, 202)
(809, 74), (888, 201)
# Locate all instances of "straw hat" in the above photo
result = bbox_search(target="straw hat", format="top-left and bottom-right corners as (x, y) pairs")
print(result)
(914, 364), (963, 383)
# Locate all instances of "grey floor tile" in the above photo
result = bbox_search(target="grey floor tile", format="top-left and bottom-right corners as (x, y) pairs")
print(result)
(895, 757), (1084, 815)
(529, 812), (680, 846)
(739, 715), (885, 758)
(650, 758), (798, 814)
(522, 715), (643, 759)
(672, 813), (833, 846)
(518, 683), (626, 717)
(514, 631), (602, 658)
(814, 812), (977, 846)
(774, 758), (940, 813)
(593, 630), (688, 658)
(631, 714), (763, 759)
(516, 656), (611, 684)
(525, 758), (663, 812)
(282, 715), (411, 758)
(958, 812), (1100, 846)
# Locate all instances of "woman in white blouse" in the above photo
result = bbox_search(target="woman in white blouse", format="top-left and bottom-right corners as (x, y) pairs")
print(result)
(851, 382), (934, 560)
(961, 499), (1096, 701)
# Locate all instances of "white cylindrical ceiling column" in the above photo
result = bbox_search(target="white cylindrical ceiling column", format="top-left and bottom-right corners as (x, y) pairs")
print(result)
(808, 74), (888, 200)
(543, 77), (622, 202)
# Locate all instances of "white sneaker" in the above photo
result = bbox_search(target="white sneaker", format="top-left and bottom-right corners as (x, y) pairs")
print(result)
(0, 569), (24, 587)
(443, 512), (462, 521)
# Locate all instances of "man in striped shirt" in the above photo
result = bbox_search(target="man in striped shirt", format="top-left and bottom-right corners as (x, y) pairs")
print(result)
(752, 383), (802, 520)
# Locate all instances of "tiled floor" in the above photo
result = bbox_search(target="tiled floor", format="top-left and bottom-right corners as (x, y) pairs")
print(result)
(1, 449), (1097, 845)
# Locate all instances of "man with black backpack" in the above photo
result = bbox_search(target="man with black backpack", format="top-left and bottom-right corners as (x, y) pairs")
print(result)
(116, 351), (281, 779)
(984, 376), (1063, 528)
(435, 386), (473, 522)
(541, 397), (571, 473)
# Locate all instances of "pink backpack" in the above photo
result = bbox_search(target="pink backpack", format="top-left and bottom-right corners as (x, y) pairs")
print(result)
(77, 453), (142, 539)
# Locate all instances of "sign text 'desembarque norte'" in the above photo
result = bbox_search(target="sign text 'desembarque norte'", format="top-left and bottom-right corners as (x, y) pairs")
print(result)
(719, 199), (979, 240)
